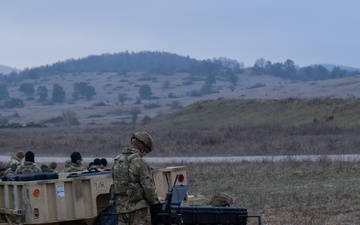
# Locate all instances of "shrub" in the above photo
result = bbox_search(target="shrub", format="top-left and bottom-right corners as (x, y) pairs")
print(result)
(62, 110), (80, 126)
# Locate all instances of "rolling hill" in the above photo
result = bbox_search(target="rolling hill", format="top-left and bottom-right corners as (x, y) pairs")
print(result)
(0, 51), (360, 126)
(1, 71), (360, 126)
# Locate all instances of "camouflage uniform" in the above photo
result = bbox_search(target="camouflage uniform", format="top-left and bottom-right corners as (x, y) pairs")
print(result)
(112, 147), (158, 225)
(7, 151), (24, 173)
(41, 162), (58, 173)
(89, 158), (101, 171)
(64, 160), (85, 172)
(15, 161), (42, 174)
(0, 161), (6, 178)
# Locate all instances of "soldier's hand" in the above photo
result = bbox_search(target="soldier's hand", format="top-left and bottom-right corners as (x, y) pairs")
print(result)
(157, 196), (165, 203)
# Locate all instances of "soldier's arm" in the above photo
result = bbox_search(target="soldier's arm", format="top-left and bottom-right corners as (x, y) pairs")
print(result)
(138, 161), (158, 204)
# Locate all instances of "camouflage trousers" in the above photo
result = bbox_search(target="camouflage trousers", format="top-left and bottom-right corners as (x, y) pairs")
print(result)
(118, 207), (151, 225)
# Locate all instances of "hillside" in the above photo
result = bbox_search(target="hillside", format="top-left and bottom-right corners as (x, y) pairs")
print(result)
(0, 64), (20, 75)
(0, 51), (360, 126)
(146, 98), (360, 129)
(1, 71), (360, 126)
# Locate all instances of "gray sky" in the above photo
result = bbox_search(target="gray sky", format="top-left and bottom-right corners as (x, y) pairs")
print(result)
(1, 0), (359, 70)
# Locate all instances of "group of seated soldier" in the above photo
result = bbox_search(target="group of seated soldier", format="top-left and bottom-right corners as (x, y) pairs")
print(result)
(1, 150), (109, 178)
(0, 150), (58, 177)
(88, 158), (108, 171)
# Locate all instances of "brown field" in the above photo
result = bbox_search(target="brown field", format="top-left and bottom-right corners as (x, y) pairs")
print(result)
(2, 72), (360, 224)
(1, 121), (360, 224)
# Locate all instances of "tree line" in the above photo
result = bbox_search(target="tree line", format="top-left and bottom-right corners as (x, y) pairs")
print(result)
(0, 51), (358, 83)
(0, 82), (97, 109)
(251, 58), (359, 81)
(0, 51), (242, 81)
(0, 51), (359, 110)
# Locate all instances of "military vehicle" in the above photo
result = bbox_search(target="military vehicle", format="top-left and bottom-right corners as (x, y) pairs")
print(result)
(0, 166), (260, 225)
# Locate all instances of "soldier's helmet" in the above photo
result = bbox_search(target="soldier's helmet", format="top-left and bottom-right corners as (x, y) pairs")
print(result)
(131, 131), (153, 152)
(16, 150), (25, 160)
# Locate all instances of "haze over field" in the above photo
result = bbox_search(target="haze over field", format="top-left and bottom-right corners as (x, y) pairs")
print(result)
(1, 1), (359, 70)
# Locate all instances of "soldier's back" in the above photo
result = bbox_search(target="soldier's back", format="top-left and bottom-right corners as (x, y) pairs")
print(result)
(15, 162), (42, 174)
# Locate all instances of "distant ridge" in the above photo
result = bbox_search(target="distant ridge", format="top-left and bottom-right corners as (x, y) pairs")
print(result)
(320, 64), (360, 72)
(0, 64), (20, 74)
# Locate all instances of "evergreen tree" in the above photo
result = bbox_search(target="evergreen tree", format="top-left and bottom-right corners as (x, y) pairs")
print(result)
(37, 86), (48, 102)
(52, 84), (66, 102)
(0, 84), (9, 100)
(19, 83), (35, 96)
(118, 93), (128, 105)
(139, 85), (152, 100)
(73, 82), (96, 100)
(4, 98), (24, 108)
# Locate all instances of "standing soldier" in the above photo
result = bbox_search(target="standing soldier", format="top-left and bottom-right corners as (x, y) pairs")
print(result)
(15, 151), (42, 174)
(111, 131), (163, 225)
(65, 151), (85, 172)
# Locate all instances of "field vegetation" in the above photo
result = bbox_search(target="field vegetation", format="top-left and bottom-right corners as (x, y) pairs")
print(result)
(1, 98), (360, 224)
(170, 160), (360, 225)
(2, 98), (360, 157)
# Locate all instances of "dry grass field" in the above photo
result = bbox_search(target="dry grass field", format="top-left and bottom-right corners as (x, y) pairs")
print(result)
(2, 72), (360, 224)
(178, 160), (360, 225)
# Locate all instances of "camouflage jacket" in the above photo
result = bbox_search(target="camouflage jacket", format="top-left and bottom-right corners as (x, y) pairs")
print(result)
(64, 160), (85, 172)
(89, 164), (100, 172)
(7, 156), (22, 172)
(112, 147), (158, 213)
(15, 161), (42, 174)
(0, 162), (6, 177)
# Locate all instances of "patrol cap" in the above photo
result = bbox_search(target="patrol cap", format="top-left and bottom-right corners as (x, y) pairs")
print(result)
(94, 158), (101, 166)
(25, 151), (35, 163)
(100, 158), (108, 167)
(70, 151), (82, 163)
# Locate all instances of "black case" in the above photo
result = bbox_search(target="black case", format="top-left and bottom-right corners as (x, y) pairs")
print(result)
(151, 203), (248, 225)
(2, 172), (59, 182)
(66, 170), (111, 178)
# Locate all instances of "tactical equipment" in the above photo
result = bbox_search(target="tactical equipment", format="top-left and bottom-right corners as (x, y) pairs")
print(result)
(208, 192), (234, 206)
(41, 164), (52, 172)
(0, 166), (261, 225)
(150, 172), (261, 225)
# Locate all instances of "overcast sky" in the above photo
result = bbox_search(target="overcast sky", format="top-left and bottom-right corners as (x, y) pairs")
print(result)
(1, 1), (359, 70)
